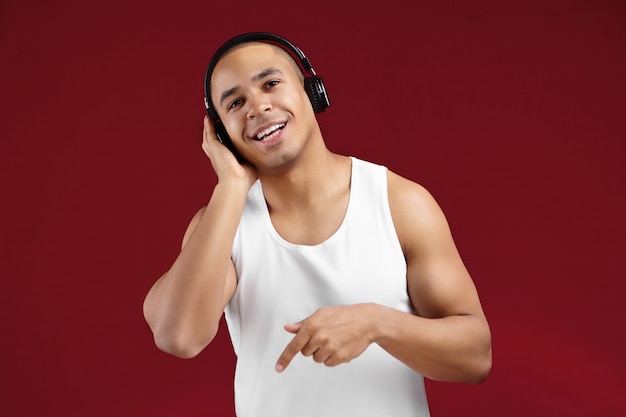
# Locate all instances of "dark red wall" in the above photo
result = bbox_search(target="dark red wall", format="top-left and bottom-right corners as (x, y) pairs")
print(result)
(2, 1), (625, 415)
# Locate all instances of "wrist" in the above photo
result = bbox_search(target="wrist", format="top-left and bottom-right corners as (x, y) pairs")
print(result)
(366, 303), (407, 348)
(215, 176), (253, 194)
(362, 303), (387, 345)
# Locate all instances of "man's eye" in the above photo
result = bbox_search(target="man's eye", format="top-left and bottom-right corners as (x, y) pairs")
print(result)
(266, 80), (279, 88)
(229, 99), (243, 110)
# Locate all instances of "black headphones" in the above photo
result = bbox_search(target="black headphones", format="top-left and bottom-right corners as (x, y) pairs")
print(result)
(203, 32), (331, 160)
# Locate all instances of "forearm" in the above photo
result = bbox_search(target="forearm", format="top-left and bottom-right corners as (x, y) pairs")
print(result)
(143, 180), (248, 357)
(372, 304), (492, 384)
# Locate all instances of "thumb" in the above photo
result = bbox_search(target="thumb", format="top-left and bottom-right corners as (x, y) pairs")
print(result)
(284, 320), (304, 334)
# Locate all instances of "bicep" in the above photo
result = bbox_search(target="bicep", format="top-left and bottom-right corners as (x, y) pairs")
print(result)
(388, 172), (485, 319)
(182, 205), (238, 310)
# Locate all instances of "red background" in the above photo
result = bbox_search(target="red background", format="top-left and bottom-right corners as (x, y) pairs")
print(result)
(2, 0), (625, 415)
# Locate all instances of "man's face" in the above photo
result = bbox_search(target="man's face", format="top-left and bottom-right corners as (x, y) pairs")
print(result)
(210, 43), (315, 166)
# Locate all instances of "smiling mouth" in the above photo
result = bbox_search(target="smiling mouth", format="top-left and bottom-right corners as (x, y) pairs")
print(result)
(254, 123), (286, 141)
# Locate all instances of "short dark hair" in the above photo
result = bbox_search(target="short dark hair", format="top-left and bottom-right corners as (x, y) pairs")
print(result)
(215, 41), (305, 84)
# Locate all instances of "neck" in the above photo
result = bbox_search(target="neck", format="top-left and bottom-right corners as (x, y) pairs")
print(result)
(259, 150), (351, 212)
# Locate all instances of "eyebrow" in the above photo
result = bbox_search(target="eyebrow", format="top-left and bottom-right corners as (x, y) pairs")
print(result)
(218, 67), (284, 108)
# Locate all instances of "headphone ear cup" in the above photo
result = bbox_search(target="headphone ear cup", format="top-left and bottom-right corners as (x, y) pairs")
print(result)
(304, 76), (331, 113)
(207, 106), (219, 121)
(214, 122), (230, 145)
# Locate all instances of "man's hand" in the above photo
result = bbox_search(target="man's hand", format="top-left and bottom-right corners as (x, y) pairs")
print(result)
(275, 304), (378, 373)
(202, 116), (256, 186)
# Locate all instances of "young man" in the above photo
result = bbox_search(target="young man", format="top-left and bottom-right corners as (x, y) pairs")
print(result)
(143, 33), (492, 416)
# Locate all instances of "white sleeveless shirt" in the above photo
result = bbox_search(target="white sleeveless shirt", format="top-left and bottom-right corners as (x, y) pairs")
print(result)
(225, 157), (430, 417)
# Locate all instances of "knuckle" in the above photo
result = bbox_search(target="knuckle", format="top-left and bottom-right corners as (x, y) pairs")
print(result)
(305, 320), (319, 332)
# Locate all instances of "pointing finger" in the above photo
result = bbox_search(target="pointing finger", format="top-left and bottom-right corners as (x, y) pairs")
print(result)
(275, 327), (310, 373)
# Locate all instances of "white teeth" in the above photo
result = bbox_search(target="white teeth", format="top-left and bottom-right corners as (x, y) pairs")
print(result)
(256, 123), (285, 140)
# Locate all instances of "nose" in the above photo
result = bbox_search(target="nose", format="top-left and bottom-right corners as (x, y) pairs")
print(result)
(246, 92), (272, 119)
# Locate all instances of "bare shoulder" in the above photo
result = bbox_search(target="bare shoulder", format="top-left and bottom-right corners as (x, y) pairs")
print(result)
(386, 170), (450, 257)
(386, 170), (438, 213)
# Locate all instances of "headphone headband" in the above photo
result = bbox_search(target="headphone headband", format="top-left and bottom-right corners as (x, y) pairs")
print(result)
(203, 32), (329, 121)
